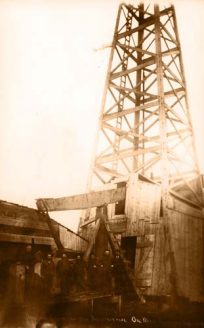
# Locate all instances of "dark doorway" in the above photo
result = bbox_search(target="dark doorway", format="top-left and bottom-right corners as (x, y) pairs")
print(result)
(121, 236), (137, 269)
(115, 182), (126, 215)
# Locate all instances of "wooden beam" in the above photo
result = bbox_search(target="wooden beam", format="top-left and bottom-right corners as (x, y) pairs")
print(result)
(160, 22), (177, 45)
(117, 41), (155, 57)
(111, 47), (137, 74)
(96, 145), (161, 164)
(93, 169), (106, 184)
(135, 155), (161, 174)
(111, 57), (156, 80)
(103, 100), (159, 121)
(36, 187), (126, 212)
(105, 69), (154, 114)
(164, 87), (185, 98)
(165, 103), (189, 126)
(117, 15), (156, 40)
(162, 47), (179, 57)
(95, 164), (123, 178)
(43, 212), (64, 251)
(163, 62), (184, 87)
(116, 43), (138, 64)
(116, 8), (174, 41)
(110, 82), (157, 99)
(102, 128), (131, 173)
(103, 123), (189, 147)
(80, 217), (98, 229)
(103, 122), (133, 143)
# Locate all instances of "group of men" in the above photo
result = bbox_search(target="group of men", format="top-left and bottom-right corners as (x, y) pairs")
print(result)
(3, 245), (127, 308)
(87, 249), (127, 294)
(20, 246), (90, 302)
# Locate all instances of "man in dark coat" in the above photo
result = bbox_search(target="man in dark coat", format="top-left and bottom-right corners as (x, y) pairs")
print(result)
(87, 253), (98, 291)
(23, 244), (35, 302)
(73, 254), (87, 292)
(56, 253), (70, 296)
(101, 249), (113, 294)
(41, 253), (55, 299)
(31, 250), (44, 303)
(112, 252), (123, 293)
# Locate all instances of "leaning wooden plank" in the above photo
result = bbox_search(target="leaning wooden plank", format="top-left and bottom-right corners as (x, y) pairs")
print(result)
(43, 212), (64, 251)
(36, 187), (126, 212)
(83, 218), (101, 262)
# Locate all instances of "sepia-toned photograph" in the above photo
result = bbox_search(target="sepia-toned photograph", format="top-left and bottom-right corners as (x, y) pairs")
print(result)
(0, 0), (204, 327)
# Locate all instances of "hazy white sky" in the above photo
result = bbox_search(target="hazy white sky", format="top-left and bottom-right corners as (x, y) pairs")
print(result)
(0, 0), (203, 231)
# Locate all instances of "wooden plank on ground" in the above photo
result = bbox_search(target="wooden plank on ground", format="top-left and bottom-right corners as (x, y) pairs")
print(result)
(36, 187), (126, 212)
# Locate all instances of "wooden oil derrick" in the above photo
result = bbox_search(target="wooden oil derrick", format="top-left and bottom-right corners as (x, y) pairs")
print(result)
(89, 3), (203, 208)
(37, 3), (204, 305)
(83, 2), (204, 301)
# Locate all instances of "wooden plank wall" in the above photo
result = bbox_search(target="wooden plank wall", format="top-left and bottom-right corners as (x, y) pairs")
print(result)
(0, 201), (87, 253)
(123, 174), (162, 292)
(0, 201), (55, 246)
(135, 234), (155, 287)
(122, 175), (204, 301)
(148, 219), (169, 296)
(59, 226), (87, 252)
(141, 197), (204, 301)
(125, 173), (161, 236)
(165, 197), (204, 301)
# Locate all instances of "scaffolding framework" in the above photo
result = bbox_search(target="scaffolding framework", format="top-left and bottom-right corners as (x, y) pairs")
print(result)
(90, 3), (203, 207)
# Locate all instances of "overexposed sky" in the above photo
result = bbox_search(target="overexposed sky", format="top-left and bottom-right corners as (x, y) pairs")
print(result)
(0, 0), (203, 231)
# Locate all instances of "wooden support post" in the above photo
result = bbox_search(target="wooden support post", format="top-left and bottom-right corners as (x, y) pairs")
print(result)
(118, 295), (122, 314)
(133, 3), (144, 171)
(154, 4), (178, 302)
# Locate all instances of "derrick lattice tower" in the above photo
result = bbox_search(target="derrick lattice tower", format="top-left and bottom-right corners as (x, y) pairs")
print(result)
(89, 3), (203, 207)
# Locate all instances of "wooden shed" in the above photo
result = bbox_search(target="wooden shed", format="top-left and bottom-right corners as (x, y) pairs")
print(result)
(0, 199), (87, 262)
